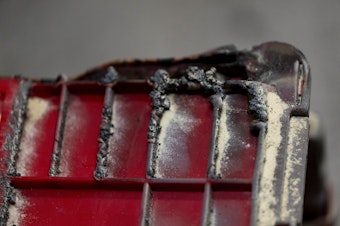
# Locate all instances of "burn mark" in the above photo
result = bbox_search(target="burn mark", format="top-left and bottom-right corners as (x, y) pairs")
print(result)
(0, 177), (16, 226)
(147, 67), (224, 177)
(94, 87), (114, 180)
(244, 82), (268, 123)
(147, 70), (172, 177)
(3, 80), (31, 177)
(73, 46), (242, 82)
(94, 67), (118, 180)
(146, 67), (270, 180)
(186, 67), (223, 94)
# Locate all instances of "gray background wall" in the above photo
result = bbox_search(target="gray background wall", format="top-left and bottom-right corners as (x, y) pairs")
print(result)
(1, 0), (339, 222)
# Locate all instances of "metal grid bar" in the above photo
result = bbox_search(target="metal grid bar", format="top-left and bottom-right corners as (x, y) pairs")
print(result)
(49, 76), (69, 176)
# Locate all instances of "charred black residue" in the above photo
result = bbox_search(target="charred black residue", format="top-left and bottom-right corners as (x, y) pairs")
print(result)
(98, 66), (118, 84)
(223, 80), (268, 130)
(207, 93), (223, 178)
(94, 67), (118, 180)
(147, 69), (171, 177)
(186, 67), (223, 94)
(3, 80), (31, 177)
(244, 82), (268, 124)
(146, 66), (270, 178)
(147, 66), (224, 177)
(0, 177), (16, 226)
(185, 68), (225, 179)
(94, 88), (114, 180)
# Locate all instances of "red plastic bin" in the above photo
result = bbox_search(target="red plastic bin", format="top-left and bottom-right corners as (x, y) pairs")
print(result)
(0, 42), (314, 226)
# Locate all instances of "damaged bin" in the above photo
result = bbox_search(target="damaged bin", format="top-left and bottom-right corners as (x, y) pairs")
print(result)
(0, 42), (334, 225)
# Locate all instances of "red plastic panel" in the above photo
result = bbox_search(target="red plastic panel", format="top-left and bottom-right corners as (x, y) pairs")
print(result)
(218, 94), (257, 180)
(17, 86), (60, 176)
(10, 188), (142, 226)
(0, 81), (257, 226)
(107, 93), (151, 178)
(149, 190), (204, 226)
(210, 191), (251, 226)
(0, 92), (3, 123)
(59, 93), (103, 177)
(154, 94), (213, 178)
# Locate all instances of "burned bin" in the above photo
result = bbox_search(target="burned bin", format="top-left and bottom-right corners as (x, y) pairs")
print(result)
(0, 42), (333, 226)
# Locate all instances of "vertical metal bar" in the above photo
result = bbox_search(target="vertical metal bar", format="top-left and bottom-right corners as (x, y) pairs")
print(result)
(250, 104), (290, 225)
(94, 86), (114, 180)
(207, 94), (223, 178)
(140, 183), (152, 226)
(201, 183), (212, 226)
(49, 77), (69, 176)
(93, 66), (118, 180)
(280, 117), (309, 223)
(146, 105), (166, 178)
(250, 123), (266, 226)
(145, 70), (171, 178)
(146, 143), (155, 178)
(5, 79), (31, 177)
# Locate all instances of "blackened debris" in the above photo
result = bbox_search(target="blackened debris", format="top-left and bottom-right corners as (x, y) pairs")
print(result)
(49, 146), (62, 176)
(147, 70), (171, 141)
(3, 80), (31, 177)
(147, 67), (224, 177)
(98, 67), (118, 84)
(0, 177), (16, 226)
(244, 82), (268, 123)
(150, 69), (171, 91)
(147, 70), (171, 177)
(186, 67), (223, 94)
(94, 68), (118, 179)
(49, 154), (61, 176)
(94, 87), (114, 180)
(73, 44), (243, 82)
(147, 67), (271, 178)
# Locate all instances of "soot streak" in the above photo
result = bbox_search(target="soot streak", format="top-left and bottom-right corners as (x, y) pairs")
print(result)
(147, 67), (223, 177)
(94, 67), (117, 180)
(0, 177), (16, 226)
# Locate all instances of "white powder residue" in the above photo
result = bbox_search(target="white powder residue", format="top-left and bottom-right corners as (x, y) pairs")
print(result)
(7, 190), (28, 226)
(281, 117), (308, 221)
(256, 91), (289, 226)
(18, 97), (50, 175)
(60, 97), (84, 177)
(209, 207), (217, 226)
(107, 95), (128, 177)
(155, 94), (201, 178)
(215, 96), (231, 177)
